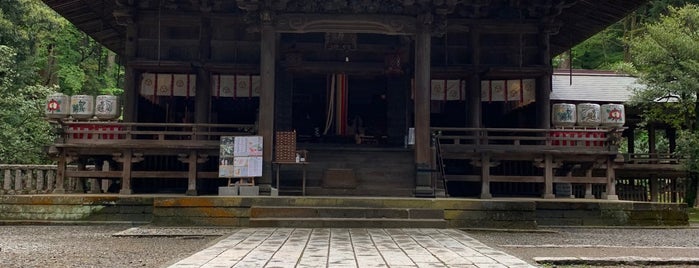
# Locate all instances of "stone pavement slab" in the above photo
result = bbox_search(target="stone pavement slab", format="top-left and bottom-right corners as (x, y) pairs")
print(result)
(169, 228), (536, 268)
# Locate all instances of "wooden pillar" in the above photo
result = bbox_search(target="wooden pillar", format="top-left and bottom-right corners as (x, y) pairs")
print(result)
(480, 153), (492, 199)
(543, 154), (555, 199)
(195, 14), (212, 126)
(469, 29), (481, 129)
(187, 150), (197, 196)
(650, 174), (659, 202)
(121, 14), (138, 122)
(606, 156), (618, 200)
(648, 124), (657, 163)
(627, 126), (636, 159)
(413, 17), (433, 197)
(53, 152), (66, 194)
(536, 28), (552, 129)
(89, 161), (101, 194)
(120, 150), (133, 195)
(585, 168), (595, 199)
(667, 127), (677, 154)
(258, 21), (276, 194)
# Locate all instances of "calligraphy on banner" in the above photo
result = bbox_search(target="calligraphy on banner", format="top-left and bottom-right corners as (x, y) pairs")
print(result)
(140, 73), (196, 97)
(480, 79), (536, 105)
(211, 74), (261, 98)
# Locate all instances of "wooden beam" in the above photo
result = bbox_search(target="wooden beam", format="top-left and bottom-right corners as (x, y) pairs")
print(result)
(275, 14), (416, 35)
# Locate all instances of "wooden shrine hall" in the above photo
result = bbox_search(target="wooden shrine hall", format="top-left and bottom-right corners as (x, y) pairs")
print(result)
(42, 0), (649, 198)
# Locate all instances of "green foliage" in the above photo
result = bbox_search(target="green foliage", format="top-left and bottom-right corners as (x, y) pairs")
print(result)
(0, 1), (123, 164)
(0, 45), (54, 164)
(630, 5), (699, 129)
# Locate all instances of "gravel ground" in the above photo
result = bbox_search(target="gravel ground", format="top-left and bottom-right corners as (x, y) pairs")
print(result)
(0, 225), (224, 268)
(465, 227), (699, 267)
(2, 225), (699, 268)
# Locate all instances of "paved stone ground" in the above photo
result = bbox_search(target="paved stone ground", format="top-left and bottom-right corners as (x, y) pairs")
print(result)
(169, 228), (535, 268)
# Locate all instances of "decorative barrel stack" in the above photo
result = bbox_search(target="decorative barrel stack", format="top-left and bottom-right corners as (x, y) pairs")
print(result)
(45, 94), (122, 142)
(550, 102), (624, 147)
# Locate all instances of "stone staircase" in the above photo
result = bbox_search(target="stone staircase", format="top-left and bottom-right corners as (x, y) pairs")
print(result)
(249, 206), (446, 228)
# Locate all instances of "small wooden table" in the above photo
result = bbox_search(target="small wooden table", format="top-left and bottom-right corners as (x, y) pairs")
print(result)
(273, 161), (309, 196)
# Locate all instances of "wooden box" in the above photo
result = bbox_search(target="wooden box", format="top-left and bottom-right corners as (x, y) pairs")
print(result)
(275, 130), (296, 162)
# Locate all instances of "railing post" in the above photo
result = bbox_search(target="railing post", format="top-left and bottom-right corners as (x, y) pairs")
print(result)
(47, 169), (56, 192)
(542, 154), (555, 199)
(36, 169), (45, 193)
(3, 168), (11, 194)
(14, 169), (24, 194)
(53, 152), (66, 194)
(606, 156), (619, 200)
(584, 168), (594, 199)
(26, 169), (36, 194)
(480, 152), (492, 199)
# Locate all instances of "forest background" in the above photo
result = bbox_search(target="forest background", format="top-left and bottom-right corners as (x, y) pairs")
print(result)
(1, 0), (698, 205)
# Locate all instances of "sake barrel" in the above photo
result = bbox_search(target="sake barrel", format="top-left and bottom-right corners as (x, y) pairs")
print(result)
(601, 103), (625, 127)
(70, 95), (94, 119)
(551, 103), (577, 127)
(45, 93), (70, 119)
(94, 95), (119, 120)
(576, 103), (601, 127)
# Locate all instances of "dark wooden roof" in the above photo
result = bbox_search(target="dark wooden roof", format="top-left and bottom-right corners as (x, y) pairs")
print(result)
(41, 0), (647, 56)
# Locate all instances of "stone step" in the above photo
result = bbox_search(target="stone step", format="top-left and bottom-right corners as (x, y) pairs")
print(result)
(250, 206), (444, 219)
(249, 217), (447, 228)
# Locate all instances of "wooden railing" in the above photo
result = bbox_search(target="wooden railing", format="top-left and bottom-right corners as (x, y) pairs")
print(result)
(54, 121), (255, 149)
(432, 127), (620, 153)
(0, 165), (89, 195)
(622, 153), (683, 165)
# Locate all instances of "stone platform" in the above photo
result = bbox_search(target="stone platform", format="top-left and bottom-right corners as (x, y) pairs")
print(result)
(0, 195), (689, 228)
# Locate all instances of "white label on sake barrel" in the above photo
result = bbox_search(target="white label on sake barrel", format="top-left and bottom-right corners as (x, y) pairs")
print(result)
(46, 93), (70, 118)
(552, 103), (576, 127)
(70, 95), (94, 119)
(95, 95), (119, 119)
(601, 103), (625, 127)
(577, 103), (601, 126)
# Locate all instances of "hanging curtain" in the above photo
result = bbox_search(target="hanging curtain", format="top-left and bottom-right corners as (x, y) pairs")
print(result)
(323, 74), (336, 135)
(335, 73), (348, 136)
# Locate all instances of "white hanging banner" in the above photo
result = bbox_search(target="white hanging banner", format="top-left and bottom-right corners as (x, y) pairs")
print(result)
(430, 79), (446, 101)
(522, 79), (536, 104)
(507, 79), (522, 102)
(251, 75), (261, 97)
(445, 80), (462, 100)
(211, 75), (236, 97)
(481, 80), (490, 102)
(236, 75), (252, 97)
(490, 80), (506, 102)
(140, 73), (156, 96)
(156, 74), (173, 97)
(173, 74), (196, 97)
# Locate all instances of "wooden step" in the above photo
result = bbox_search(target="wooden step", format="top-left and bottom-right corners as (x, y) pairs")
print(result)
(251, 206), (444, 219)
(249, 206), (446, 228)
(249, 218), (447, 228)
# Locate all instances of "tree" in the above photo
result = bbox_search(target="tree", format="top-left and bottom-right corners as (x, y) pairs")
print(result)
(628, 4), (699, 206)
(0, 1), (123, 164)
(0, 45), (55, 164)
